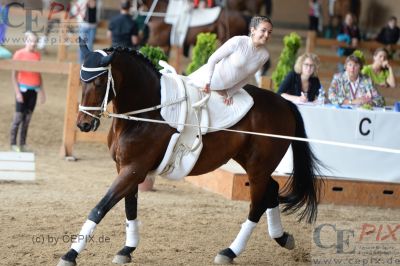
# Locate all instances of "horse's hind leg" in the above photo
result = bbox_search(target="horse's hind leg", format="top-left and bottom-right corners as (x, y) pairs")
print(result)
(112, 188), (140, 264)
(57, 168), (143, 266)
(214, 174), (293, 264)
(264, 179), (295, 250)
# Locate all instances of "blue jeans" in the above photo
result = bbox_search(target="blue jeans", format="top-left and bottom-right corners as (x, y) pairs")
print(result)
(79, 26), (96, 63)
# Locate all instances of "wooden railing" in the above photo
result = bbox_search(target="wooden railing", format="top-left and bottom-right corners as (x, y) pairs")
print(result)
(306, 31), (400, 67)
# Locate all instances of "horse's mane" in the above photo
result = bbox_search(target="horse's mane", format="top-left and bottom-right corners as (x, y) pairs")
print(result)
(104, 46), (161, 79)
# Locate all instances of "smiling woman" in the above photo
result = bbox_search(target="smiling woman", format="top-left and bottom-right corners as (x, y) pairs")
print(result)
(188, 16), (273, 105)
(277, 53), (321, 104)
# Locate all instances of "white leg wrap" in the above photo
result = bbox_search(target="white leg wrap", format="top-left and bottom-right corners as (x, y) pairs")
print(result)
(266, 207), (284, 238)
(229, 219), (257, 256)
(71, 220), (97, 253)
(125, 219), (140, 247)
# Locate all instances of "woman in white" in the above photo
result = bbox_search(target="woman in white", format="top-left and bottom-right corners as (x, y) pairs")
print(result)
(188, 16), (273, 105)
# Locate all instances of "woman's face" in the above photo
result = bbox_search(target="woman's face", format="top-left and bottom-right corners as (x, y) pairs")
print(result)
(25, 35), (37, 51)
(345, 60), (360, 79)
(302, 57), (315, 77)
(251, 21), (273, 47)
(345, 14), (354, 26)
(373, 51), (388, 65)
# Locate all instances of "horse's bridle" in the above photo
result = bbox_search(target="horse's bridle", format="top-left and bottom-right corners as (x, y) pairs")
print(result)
(79, 50), (116, 119)
(78, 51), (186, 121)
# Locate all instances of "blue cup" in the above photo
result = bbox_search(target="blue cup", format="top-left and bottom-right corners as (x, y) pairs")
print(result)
(394, 101), (400, 112)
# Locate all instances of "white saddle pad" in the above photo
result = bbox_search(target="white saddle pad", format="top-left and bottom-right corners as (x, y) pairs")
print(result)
(166, 0), (221, 46)
(165, 0), (221, 27)
(148, 70), (253, 180)
(161, 74), (254, 133)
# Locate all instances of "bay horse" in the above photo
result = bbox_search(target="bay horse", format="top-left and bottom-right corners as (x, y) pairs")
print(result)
(226, 0), (264, 15)
(57, 42), (322, 265)
(141, 0), (249, 55)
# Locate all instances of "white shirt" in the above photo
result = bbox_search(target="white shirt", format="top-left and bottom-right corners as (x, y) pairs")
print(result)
(188, 36), (269, 97)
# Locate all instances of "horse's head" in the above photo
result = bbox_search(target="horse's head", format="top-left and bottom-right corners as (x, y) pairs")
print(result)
(77, 38), (114, 132)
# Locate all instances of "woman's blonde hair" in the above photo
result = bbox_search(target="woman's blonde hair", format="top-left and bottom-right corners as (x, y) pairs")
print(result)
(293, 53), (320, 77)
(24, 31), (37, 40)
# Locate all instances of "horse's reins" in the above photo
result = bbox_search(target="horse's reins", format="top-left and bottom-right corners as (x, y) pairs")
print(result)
(78, 52), (400, 155)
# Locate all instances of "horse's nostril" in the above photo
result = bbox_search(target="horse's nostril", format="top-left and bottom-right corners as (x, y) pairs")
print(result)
(78, 122), (92, 132)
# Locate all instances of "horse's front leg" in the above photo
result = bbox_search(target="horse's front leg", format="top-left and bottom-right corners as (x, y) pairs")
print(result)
(57, 166), (145, 266)
(112, 188), (140, 264)
(214, 176), (294, 264)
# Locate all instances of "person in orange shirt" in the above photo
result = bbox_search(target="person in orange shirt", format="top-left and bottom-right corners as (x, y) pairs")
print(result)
(10, 31), (46, 152)
(193, 0), (214, 8)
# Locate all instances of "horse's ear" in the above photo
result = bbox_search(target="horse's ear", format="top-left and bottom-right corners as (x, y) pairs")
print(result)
(79, 37), (90, 59)
(99, 52), (115, 67)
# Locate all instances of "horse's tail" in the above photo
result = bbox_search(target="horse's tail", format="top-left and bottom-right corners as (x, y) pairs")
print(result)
(279, 102), (324, 224)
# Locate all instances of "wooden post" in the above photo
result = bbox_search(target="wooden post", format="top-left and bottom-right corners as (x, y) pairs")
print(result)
(60, 63), (80, 157)
(306, 30), (316, 53)
(57, 13), (78, 62)
(57, 15), (69, 62)
(259, 76), (273, 91)
(168, 45), (182, 74)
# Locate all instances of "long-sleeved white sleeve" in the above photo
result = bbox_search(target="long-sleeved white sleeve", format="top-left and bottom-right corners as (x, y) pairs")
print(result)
(188, 36), (269, 96)
(206, 37), (238, 85)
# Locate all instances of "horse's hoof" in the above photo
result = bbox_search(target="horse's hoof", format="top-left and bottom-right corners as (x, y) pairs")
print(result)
(214, 248), (236, 264)
(284, 233), (295, 250)
(274, 232), (295, 250)
(214, 254), (234, 264)
(112, 254), (132, 264)
(57, 258), (77, 266)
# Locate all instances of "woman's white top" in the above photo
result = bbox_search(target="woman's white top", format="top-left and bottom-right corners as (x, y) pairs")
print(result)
(188, 36), (269, 96)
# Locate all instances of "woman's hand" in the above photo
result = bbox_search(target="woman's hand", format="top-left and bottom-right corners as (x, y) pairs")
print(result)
(16, 92), (23, 103)
(298, 92), (308, 103)
(38, 89), (46, 104)
(353, 95), (371, 105)
(382, 60), (391, 70)
(202, 83), (211, 93)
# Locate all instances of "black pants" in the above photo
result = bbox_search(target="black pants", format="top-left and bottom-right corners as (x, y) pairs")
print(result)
(10, 90), (37, 146)
(309, 16), (319, 32)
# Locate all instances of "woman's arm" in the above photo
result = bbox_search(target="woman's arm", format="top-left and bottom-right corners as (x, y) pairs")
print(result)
(277, 72), (307, 103)
(11, 70), (23, 103)
(366, 78), (385, 107)
(328, 73), (345, 105)
(384, 62), (396, 88)
(206, 37), (238, 86)
(38, 75), (46, 104)
(280, 93), (308, 103)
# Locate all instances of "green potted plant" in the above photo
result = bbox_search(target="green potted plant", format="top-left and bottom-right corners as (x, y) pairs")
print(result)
(139, 45), (168, 70)
(271, 32), (301, 92)
(186, 32), (218, 75)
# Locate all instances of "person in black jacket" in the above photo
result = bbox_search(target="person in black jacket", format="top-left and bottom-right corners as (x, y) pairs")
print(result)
(376, 16), (400, 58)
(278, 53), (322, 104)
(107, 0), (139, 48)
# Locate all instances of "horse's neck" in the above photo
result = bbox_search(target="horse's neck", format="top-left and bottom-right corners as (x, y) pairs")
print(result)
(112, 61), (161, 114)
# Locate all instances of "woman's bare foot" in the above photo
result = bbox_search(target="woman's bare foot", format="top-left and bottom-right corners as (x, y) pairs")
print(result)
(217, 90), (233, 105)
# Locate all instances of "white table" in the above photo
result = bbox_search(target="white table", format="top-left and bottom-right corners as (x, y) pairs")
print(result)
(274, 104), (400, 182)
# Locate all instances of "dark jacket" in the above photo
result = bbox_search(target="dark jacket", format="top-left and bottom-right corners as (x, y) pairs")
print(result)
(277, 71), (321, 101)
(376, 26), (400, 45)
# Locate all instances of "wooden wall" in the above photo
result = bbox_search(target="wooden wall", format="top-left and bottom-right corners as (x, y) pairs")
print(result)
(272, 0), (400, 33)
